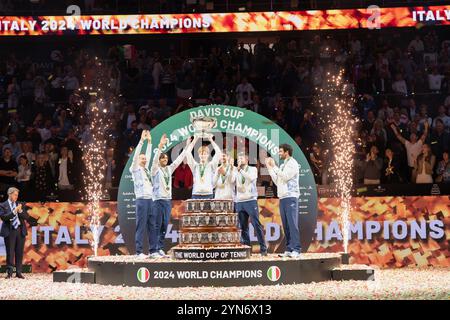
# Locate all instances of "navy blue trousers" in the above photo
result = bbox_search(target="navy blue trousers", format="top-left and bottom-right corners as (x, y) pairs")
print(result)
(280, 197), (301, 253)
(153, 199), (172, 251)
(135, 198), (158, 254)
(236, 200), (267, 252)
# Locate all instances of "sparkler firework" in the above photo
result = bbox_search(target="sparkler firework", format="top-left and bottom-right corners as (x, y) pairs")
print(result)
(316, 68), (356, 253)
(77, 58), (112, 256)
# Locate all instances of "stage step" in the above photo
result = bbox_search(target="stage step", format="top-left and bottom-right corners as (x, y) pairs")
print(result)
(51, 254), (375, 287)
(53, 269), (96, 284)
(86, 253), (343, 287)
(331, 265), (375, 281)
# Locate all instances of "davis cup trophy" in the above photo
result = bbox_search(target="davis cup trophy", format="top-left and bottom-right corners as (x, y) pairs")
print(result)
(191, 116), (217, 138)
(169, 115), (251, 261)
(172, 195), (251, 260)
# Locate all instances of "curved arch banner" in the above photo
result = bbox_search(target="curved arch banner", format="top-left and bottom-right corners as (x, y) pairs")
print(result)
(117, 105), (318, 254)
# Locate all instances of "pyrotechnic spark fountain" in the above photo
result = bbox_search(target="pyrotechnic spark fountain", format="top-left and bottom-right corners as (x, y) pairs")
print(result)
(81, 99), (108, 256)
(316, 68), (356, 253)
(76, 58), (112, 256)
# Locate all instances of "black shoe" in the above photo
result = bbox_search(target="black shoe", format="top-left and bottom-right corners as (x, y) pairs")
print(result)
(260, 251), (268, 256)
(16, 273), (25, 279)
(6, 273), (13, 279)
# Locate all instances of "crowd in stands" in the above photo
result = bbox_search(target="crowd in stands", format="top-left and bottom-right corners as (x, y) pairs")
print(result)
(0, 27), (449, 202)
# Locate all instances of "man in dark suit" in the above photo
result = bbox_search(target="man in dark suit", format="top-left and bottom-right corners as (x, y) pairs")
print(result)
(0, 187), (29, 279)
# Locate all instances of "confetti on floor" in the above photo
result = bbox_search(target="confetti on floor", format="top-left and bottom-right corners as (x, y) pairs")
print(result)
(0, 267), (448, 300)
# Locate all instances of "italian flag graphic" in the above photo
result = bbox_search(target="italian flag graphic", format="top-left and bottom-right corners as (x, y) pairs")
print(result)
(137, 267), (150, 283)
(267, 266), (281, 282)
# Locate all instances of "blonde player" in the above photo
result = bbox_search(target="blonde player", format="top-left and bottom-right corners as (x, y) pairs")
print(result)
(185, 135), (222, 199)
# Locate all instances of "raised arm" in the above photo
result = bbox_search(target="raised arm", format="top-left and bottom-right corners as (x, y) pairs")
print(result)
(131, 138), (145, 171)
(208, 135), (222, 169)
(419, 121), (429, 144)
(184, 136), (199, 171)
(145, 132), (152, 170)
(151, 134), (166, 175)
(169, 143), (190, 173)
(145, 144), (153, 170)
(390, 124), (407, 145)
(151, 148), (161, 176)
(131, 130), (151, 171)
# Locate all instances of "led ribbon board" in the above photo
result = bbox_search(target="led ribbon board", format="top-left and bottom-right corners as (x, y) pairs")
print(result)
(0, 6), (449, 36)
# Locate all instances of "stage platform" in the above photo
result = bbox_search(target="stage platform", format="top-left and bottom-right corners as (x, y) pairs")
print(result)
(53, 253), (375, 287)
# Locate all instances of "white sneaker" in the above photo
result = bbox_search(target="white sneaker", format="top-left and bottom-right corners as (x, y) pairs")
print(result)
(148, 252), (162, 259)
(278, 251), (291, 258)
(289, 251), (301, 258)
(136, 253), (148, 259)
(158, 250), (169, 258)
